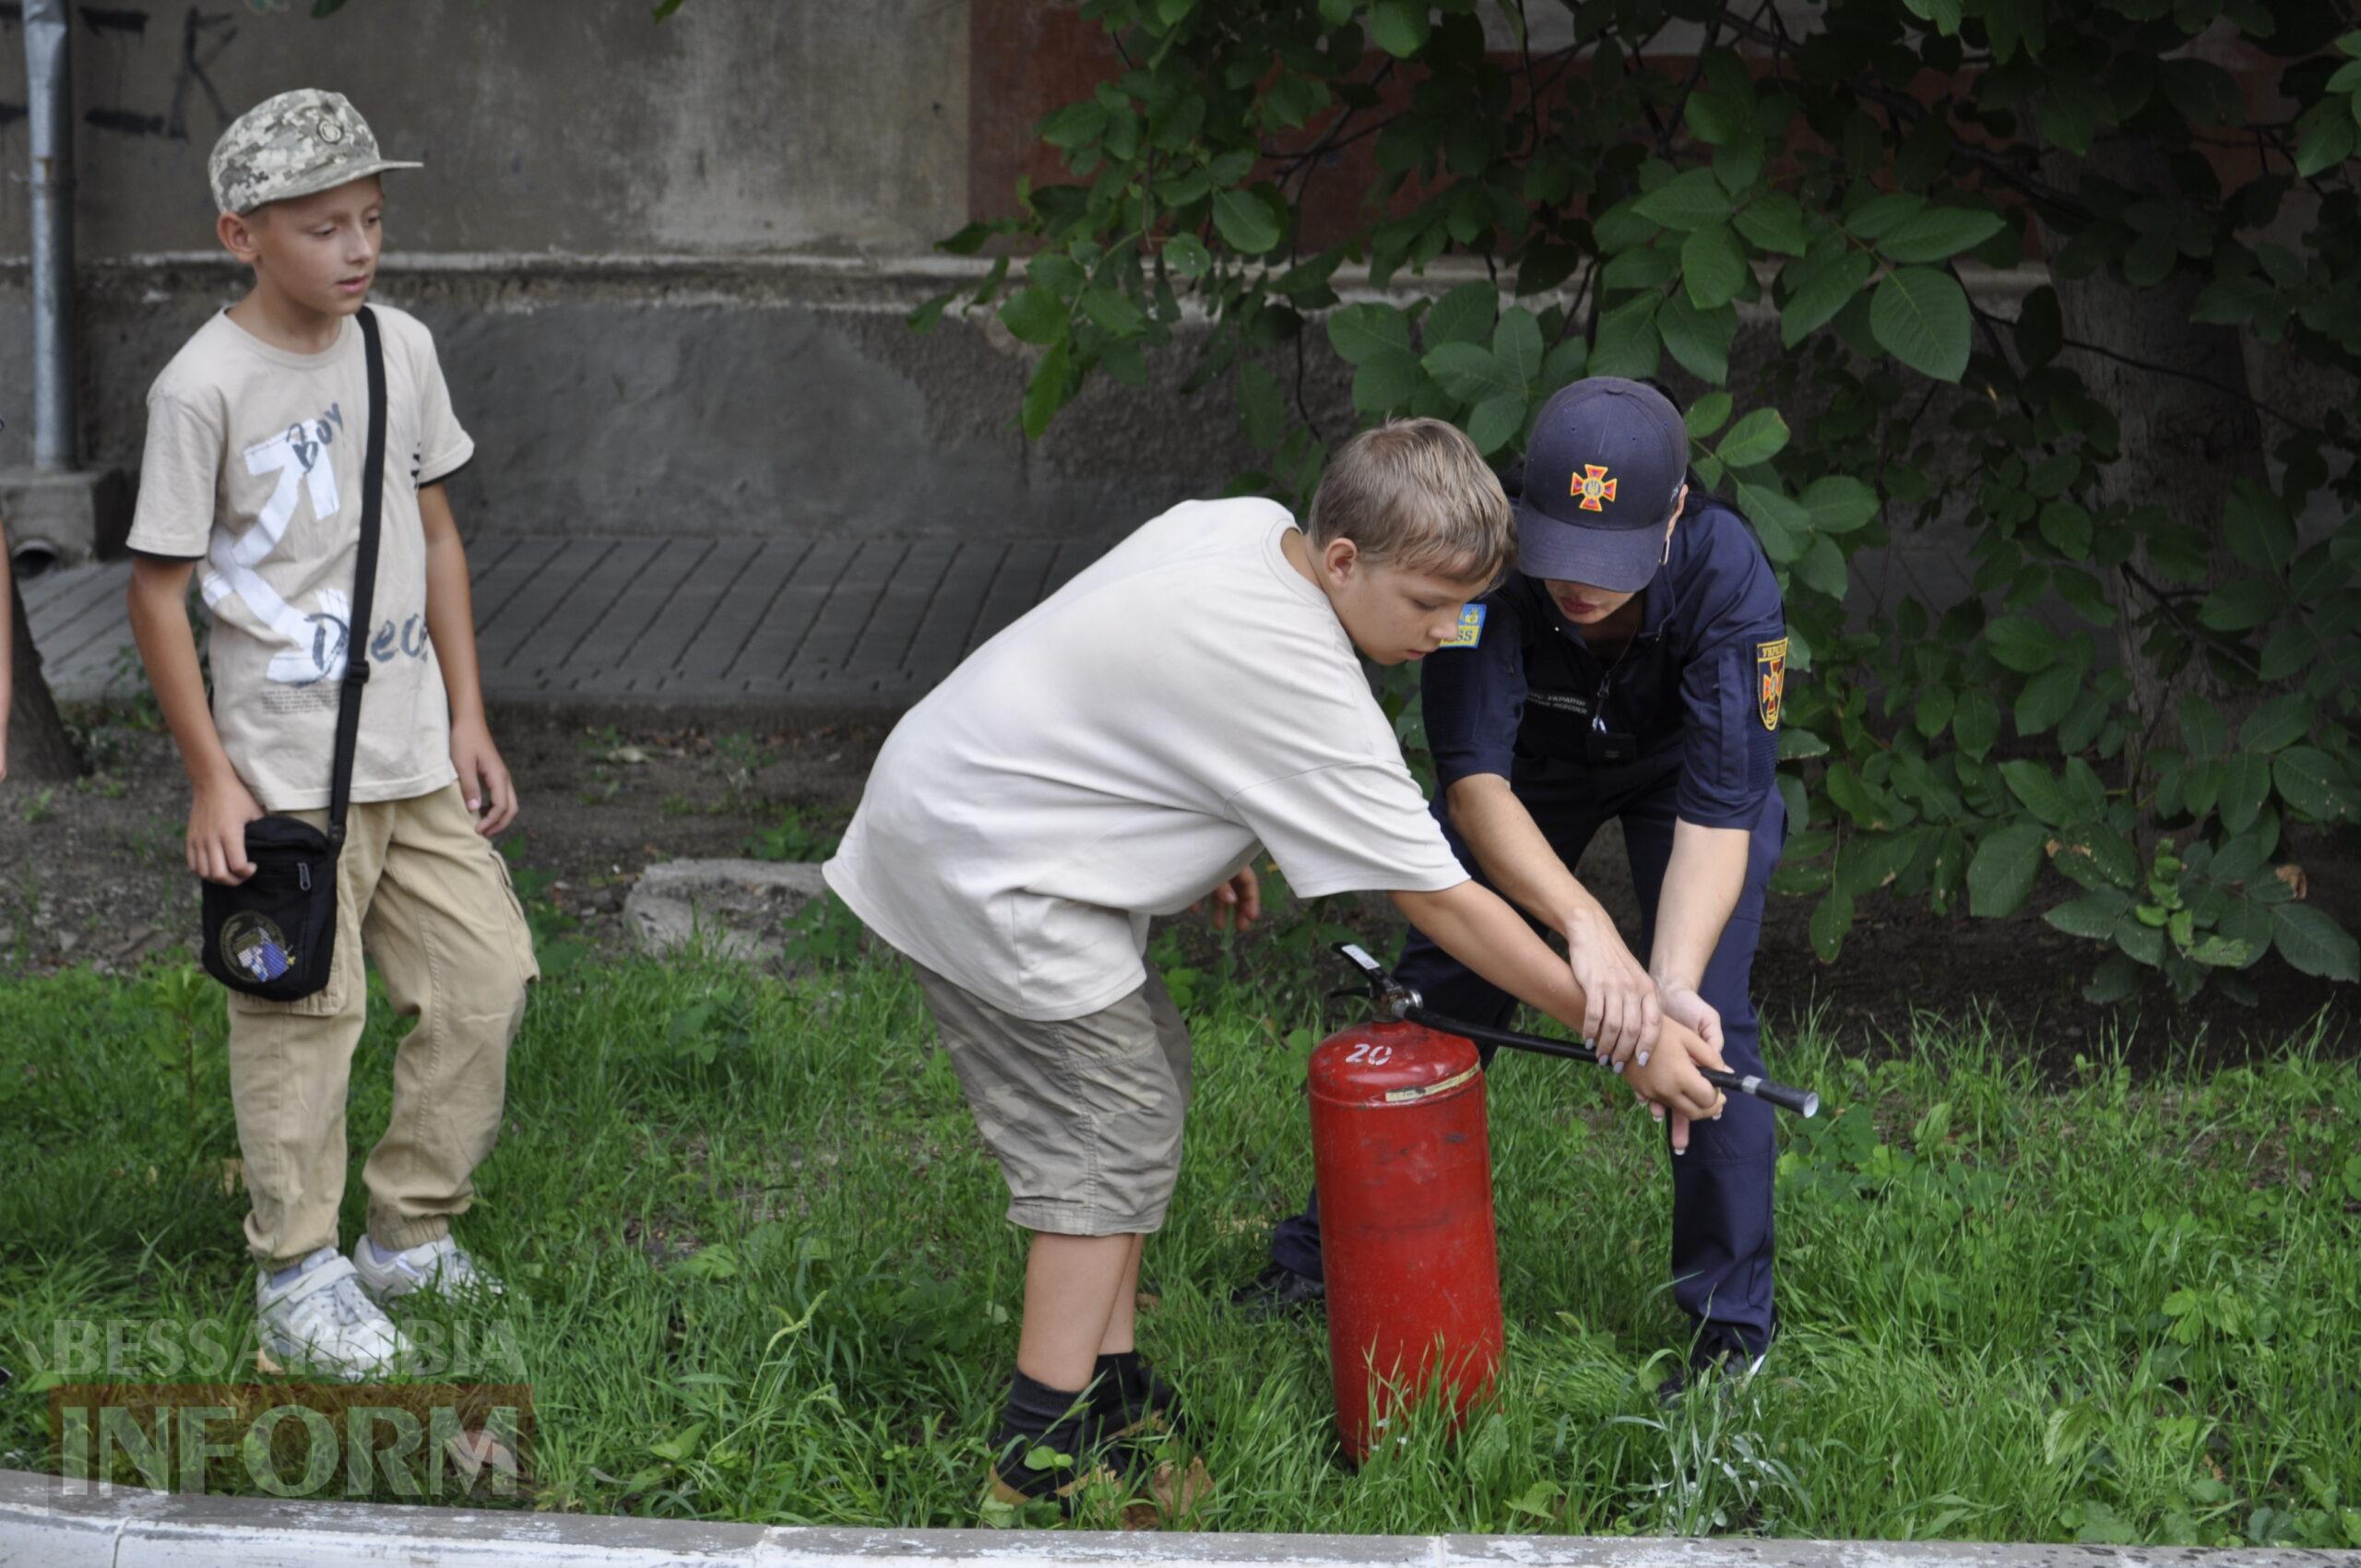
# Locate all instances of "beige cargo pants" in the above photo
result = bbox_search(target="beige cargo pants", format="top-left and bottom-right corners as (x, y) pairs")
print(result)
(227, 782), (539, 1268)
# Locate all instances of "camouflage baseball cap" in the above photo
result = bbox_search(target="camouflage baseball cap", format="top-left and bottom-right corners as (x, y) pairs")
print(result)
(208, 89), (421, 215)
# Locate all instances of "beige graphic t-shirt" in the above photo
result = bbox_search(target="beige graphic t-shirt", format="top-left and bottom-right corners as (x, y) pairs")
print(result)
(127, 304), (474, 813)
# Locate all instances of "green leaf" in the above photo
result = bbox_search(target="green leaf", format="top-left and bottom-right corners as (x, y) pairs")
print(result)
(1810, 885), (1855, 962)
(1999, 758), (2072, 824)
(1493, 307), (1545, 387)
(1954, 688), (2000, 761)
(999, 287), (1068, 346)
(1318, 0), (1356, 24)
(1426, 281), (1498, 348)
(2269, 903), (2360, 981)
(1021, 339), (1074, 438)
(1657, 294), (1737, 384)
(1717, 408), (1791, 468)
(1327, 303), (1411, 364)
(2179, 695), (2226, 758)
(1969, 824), (2048, 918)
(1589, 294), (1661, 379)
(2296, 100), (2357, 177)
(1163, 233), (1212, 278)
(1680, 224), (1748, 310)
(1796, 535), (1847, 599)
(1916, 684), (1955, 739)
(2014, 663), (2082, 736)
(1350, 346), (1422, 416)
(1735, 481), (1809, 563)
(2015, 285), (2062, 368)
(1465, 391), (1528, 456)
(2047, 887), (2131, 940)
(1212, 187), (1283, 255)
(1878, 207), (2009, 265)
(1686, 392), (1733, 439)
(1801, 475), (1879, 534)
(1844, 194), (1928, 242)
(2273, 746), (2353, 822)
(2115, 914), (2165, 967)
(2037, 501), (2093, 560)
(1368, 0), (1430, 55)
(1903, 0), (1962, 34)
(1631, 169), (1734, 232)
(2238, 693), (2310, 754)
(2219, 753), (2271, 833)
(1538, 335), (1588, 395)
(1985, 614), (2061, 673)
(2198, 577), (2287, 632)
(1732, 193), (1810, 257)
(1870, 267), (1972, 382)
(1422, 342), (1517, 405)
(1080, 287), (1145, 336)
(1779, 245), (1875, 348)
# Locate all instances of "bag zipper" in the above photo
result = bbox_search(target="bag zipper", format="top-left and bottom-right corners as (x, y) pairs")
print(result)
(299, 863), (312, 892)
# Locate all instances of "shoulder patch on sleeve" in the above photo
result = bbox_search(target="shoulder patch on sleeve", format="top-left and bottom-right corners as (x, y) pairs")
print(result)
(1756, 636), (1788, 730)
(1442, 604), (1487, 648)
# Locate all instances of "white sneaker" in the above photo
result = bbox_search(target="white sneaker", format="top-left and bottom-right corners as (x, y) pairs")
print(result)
(255, 1249), (414, 1382)
(351, 1233), (505, 1302)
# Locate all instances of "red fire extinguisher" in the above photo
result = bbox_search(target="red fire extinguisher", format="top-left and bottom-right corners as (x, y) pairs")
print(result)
(1309, 1016), (1503, 1464)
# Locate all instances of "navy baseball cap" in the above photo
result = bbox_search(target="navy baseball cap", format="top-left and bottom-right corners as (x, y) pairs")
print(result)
(1514, 377), (1689, 591)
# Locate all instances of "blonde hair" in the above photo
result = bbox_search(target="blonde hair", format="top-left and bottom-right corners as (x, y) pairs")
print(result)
(1307, 419), (1513, 586)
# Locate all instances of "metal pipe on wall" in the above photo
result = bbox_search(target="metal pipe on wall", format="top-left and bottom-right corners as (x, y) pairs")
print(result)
(24, 0), (77, 472)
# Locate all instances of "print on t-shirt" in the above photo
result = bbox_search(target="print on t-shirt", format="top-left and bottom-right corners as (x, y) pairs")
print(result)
(198, 399), (430, 693)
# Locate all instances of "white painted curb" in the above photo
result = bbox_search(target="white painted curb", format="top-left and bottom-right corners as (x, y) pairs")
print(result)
(4, 1468), (2356, 1568)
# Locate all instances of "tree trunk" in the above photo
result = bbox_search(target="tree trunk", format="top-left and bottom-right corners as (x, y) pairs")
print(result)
(2035, 142), (2269, 803)
(6, 566), (84, 783)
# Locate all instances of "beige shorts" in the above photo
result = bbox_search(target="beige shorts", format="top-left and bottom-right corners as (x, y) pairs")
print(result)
(910, 962), (1192, 1237)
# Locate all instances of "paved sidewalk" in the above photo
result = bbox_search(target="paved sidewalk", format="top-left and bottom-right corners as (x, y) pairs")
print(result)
(18, 532), (1103, 713)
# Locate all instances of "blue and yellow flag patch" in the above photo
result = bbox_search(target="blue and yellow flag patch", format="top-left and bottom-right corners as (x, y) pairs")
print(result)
(1442, 604), (1487, 649)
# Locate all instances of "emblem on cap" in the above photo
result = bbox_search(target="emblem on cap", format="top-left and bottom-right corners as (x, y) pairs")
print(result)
(315, 112), (346, 145)
(1572, 463), (1618, 513)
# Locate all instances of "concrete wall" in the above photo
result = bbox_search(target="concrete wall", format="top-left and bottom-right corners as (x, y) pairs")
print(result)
(0, 0), (969, 255)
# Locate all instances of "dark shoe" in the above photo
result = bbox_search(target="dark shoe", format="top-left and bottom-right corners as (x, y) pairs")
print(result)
(1655, 1324), (1772, 1407)
(1229, 1260), (1324, 1320)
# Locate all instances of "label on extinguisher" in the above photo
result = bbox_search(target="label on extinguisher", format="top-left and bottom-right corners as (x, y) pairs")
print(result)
(1382, 1063), (1481, 1104)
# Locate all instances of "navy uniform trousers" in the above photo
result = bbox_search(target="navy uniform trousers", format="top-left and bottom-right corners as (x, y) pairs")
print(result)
(1269, 759), (1786, 1357)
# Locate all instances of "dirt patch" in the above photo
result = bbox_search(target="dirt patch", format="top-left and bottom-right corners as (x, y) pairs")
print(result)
(1, 707), (2349, 1072)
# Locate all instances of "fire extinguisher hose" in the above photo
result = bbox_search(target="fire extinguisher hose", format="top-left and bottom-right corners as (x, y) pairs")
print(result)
(1334, 942), (1821, 1118)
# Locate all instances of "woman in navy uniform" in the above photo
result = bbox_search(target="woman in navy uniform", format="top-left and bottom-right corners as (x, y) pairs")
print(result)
(1237, 378), (1789, 1388)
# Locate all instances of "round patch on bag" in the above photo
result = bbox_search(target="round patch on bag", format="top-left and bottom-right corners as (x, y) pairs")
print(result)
(220, 912), (298, 984)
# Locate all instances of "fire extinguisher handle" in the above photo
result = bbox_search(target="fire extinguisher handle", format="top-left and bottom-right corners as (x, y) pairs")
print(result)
(1701, 1067), (1820, 1118)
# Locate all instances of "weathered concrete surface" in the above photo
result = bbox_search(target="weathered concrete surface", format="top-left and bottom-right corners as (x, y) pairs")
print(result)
(0, 1), (967, 257)
(623, 858), (830, 962)
(4, 1467), (2357, 1568)
(0, 255), (1272, 542)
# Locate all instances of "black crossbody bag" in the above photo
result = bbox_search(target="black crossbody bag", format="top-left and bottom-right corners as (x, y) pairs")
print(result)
(201, 305), (388, 1002)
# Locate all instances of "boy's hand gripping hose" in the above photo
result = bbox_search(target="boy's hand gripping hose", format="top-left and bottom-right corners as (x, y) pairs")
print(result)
(1329, 942), (1821, 1118)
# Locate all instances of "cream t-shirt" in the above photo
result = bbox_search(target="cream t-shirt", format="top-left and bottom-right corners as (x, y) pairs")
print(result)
(823, 497), (1469, 1022)
(126, 304), (474, 813)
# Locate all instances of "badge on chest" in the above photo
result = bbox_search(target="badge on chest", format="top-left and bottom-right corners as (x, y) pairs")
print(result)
(1441, 604), (1487, 648)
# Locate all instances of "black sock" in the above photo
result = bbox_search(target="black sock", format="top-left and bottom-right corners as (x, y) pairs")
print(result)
(991, 1371), (1097, 1494)
(1094, 1349), (1146, 1403)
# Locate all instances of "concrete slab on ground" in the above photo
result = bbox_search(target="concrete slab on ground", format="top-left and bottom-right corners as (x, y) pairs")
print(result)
(5, 1467), (2355, 1568)
(15, 532), (1102, 716)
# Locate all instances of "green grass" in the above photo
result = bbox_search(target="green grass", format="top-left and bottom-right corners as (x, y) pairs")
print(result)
(2, 935), (2356, 1543)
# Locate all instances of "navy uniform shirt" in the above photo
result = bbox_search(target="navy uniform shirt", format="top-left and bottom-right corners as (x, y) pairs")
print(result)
(1424, 493), (1786, 830)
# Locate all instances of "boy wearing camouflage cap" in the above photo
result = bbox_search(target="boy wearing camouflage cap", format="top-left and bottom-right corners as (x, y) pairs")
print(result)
(125, 89), (537, 1380)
